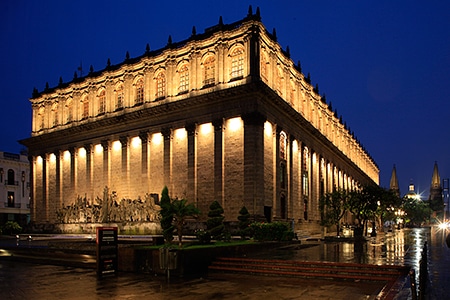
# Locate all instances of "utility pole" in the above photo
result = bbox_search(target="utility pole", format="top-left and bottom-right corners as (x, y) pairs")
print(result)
(443, 179), (449, 221)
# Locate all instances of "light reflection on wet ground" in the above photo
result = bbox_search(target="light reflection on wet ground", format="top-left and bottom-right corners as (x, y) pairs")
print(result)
(1, 227), (449, 299)
(252, 228), (429, 268)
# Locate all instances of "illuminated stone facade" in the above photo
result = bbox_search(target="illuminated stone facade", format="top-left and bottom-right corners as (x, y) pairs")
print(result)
(21, 8), (378, 233)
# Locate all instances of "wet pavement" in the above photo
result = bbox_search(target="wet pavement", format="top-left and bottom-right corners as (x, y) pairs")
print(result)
(0, 227), (449, 299)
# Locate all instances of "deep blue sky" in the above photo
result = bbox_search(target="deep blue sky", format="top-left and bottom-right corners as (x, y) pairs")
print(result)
(2, 0), (450, 198)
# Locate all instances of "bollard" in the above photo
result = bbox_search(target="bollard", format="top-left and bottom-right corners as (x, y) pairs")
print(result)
(409, 269), (417, 300)
(418, 242), (428, 300)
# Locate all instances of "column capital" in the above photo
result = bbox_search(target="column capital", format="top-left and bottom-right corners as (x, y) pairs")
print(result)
(212, 119), (223, 131)
(139, 130), (149, 143)
(242, 111), (266, 126)
(185, 123), (196, 136)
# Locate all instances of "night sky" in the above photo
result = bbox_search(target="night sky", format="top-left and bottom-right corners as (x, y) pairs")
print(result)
(2, 0), (450, 198)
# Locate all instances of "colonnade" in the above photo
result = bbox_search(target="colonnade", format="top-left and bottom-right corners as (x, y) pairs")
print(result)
(31, 115), (358, 225)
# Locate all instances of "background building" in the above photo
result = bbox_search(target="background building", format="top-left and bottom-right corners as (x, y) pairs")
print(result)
(20, 8), (378, 234)
(0, 151), (30, 227)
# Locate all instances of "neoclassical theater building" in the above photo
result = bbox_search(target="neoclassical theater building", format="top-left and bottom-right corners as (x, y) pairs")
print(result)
(21, 8), (378, 233)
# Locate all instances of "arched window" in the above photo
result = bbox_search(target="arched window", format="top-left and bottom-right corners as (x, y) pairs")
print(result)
(7, 169), (15, 185)
(51, 103), (58, 127)
(116, 84), (124, 110)
(82, 97), (89, 119)
(155, 72), (166, 99)
(178, 64), (189, 93)
(98, 90), (106, 114)
(203, 56), (215, 87)
(135, 79), (144, 105)
(66, 100), (73, 123)
(230, 47), (244, 79)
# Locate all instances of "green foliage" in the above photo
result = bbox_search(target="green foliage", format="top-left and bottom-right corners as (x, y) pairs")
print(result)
(250, 222), (293, 241)
(403, 196), (432, 226)
(195, 229), (211, 244)
(171, 198), (200, 247)
(2, 221), (22, 235)
(237, 206), (252, 239)
(206, 200), (225, 240)
(319, 189), (350, 236)
(159, 186), (174, 244)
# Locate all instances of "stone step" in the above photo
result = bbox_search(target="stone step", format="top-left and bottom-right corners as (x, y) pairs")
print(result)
(209, 257), (409, 282)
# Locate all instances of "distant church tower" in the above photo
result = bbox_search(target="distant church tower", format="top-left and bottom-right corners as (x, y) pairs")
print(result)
(389, 164), (400, 197)
(429, 162), (443, 211)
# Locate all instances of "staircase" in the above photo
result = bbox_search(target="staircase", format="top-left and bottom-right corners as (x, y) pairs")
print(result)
(208, 257), (412, 299)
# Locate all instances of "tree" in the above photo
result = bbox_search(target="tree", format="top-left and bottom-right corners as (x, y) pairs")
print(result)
(237, 206), (252, 239)
(319, 189), (350, 236)
(348, 185), (386, 236)
(206, 200), (225, 240)
(171, 199), (200, 247)
(159, 186), (174, 244)
(403, 197), (432, 227)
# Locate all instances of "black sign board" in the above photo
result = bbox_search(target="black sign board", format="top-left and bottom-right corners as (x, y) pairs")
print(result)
(96, 227), (118, 277)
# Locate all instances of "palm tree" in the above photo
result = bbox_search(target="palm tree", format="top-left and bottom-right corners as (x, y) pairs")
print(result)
(171, 199), (200, 247)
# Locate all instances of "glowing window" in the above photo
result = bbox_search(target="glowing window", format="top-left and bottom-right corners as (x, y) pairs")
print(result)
(203, 56), (215, 86)
(49, 153), (56, 163)
(156, 72), (166, 99)
(98, 90), (106, 114)
(230, 47), (244, 79)
(179, 65), (189, 93)
(116, 85), (124, 110)
(280, 131), (287, 160)
(36, 156), (43, 164)
(66, 100), (73, 123)
(135, 79), (144, 105)
(82, 97), (89, 119)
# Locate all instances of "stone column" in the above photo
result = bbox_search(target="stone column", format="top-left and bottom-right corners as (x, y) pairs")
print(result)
(42, 153), (48, 221)
(139, 131), (149, 193)
(84, 144), (92, 198)
(242, 112), (265, 219)
(186, 123), (196, 204)
(120, 136), (129, 196)
(101, 140), (110, 189)
(212, 119), (223, 205)
(161, 128), (172, 192)
(54, 150), (61, 213)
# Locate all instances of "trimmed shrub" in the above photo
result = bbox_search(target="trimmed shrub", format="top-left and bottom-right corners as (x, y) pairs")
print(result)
(237, 206), (252, 239)
(206, 201), (225, 240)
(250, 222), (293, 241)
